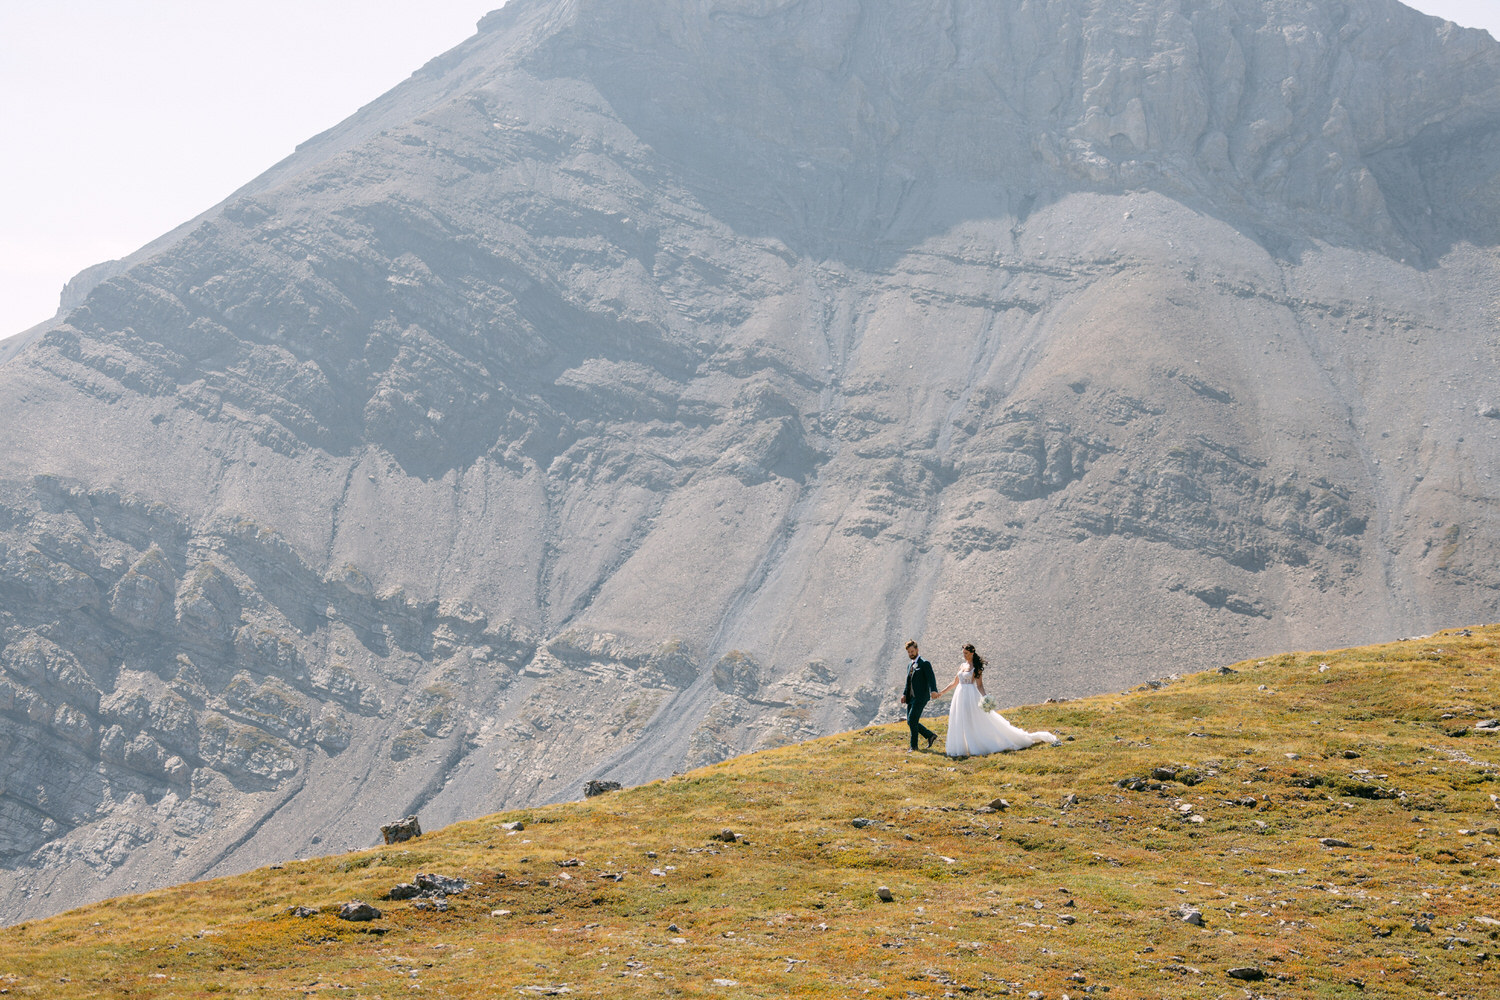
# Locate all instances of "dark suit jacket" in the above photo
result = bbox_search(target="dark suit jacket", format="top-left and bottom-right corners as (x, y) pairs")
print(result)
(902, 657), (937, 705)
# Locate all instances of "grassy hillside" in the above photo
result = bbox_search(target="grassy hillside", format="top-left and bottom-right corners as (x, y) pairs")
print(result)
(3, 626), (1499, 998)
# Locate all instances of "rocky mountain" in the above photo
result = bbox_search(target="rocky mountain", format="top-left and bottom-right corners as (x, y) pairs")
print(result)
(3, 0), (1500, 923)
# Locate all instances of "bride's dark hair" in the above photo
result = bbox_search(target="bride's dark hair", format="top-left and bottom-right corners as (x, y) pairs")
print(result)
(964, 643), (984, 679)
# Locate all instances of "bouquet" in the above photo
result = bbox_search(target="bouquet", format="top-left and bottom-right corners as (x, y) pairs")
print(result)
(979, 695), (997, 714)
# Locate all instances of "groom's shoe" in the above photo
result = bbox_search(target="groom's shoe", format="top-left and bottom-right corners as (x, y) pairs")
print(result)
(923, 732), (935, 750)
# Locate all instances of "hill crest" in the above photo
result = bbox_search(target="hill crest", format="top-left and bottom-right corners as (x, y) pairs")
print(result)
(3, 625), (1498, 996)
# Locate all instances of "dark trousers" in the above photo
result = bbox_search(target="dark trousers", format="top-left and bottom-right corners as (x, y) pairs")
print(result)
(906, 696), (935, 749)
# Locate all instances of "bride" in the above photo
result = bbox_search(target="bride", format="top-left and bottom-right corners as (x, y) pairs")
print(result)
(934, 643), (1057, 757)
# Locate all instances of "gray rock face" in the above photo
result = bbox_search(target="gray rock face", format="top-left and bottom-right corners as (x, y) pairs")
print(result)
(3, 0), (1500, 923)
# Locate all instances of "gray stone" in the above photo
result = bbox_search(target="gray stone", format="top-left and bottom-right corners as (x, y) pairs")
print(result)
(876, 886), (894, 902)
(415, 873), (468, 896)
(1226, 967), (1265, 981)
(1319, 838), (1353, 848)
(1181, 908), (1205, 927)
(380, 816), (422, 845)
(584, 780), (622, 798)
(337, 901), (382, 922)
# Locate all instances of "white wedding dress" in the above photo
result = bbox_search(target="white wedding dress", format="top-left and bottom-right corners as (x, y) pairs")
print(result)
(945, 666), (1057, 757)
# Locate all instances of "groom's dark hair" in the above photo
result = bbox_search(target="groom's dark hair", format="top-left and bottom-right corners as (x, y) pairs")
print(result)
(905, 640), (918, 651)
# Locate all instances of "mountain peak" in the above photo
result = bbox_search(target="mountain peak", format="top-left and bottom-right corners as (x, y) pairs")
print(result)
(499, 0), (1500, 255)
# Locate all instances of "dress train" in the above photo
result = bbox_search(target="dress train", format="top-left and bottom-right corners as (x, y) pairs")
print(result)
(945, 671), (1056, 756)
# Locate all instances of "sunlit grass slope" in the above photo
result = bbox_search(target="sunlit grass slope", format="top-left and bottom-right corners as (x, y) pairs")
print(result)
(4, 626), (1500, 998)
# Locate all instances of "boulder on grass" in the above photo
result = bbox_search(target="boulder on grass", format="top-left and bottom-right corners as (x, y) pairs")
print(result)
(338, 901), (382, 922)
(380, 815), (421, 845)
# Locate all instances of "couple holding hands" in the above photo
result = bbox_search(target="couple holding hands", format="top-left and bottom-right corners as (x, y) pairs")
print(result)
(898, 640), (1056, 757)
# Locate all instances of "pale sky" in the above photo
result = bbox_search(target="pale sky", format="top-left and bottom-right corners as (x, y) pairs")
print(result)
(1, 0), (1497, 341)
(0, 1), (500, 340)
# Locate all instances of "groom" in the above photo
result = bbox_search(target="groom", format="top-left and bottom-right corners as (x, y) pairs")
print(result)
(898, 640), (938, 750)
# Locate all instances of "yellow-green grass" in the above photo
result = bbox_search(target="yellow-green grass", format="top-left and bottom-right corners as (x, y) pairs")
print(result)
(4, 626), (1500, 998)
